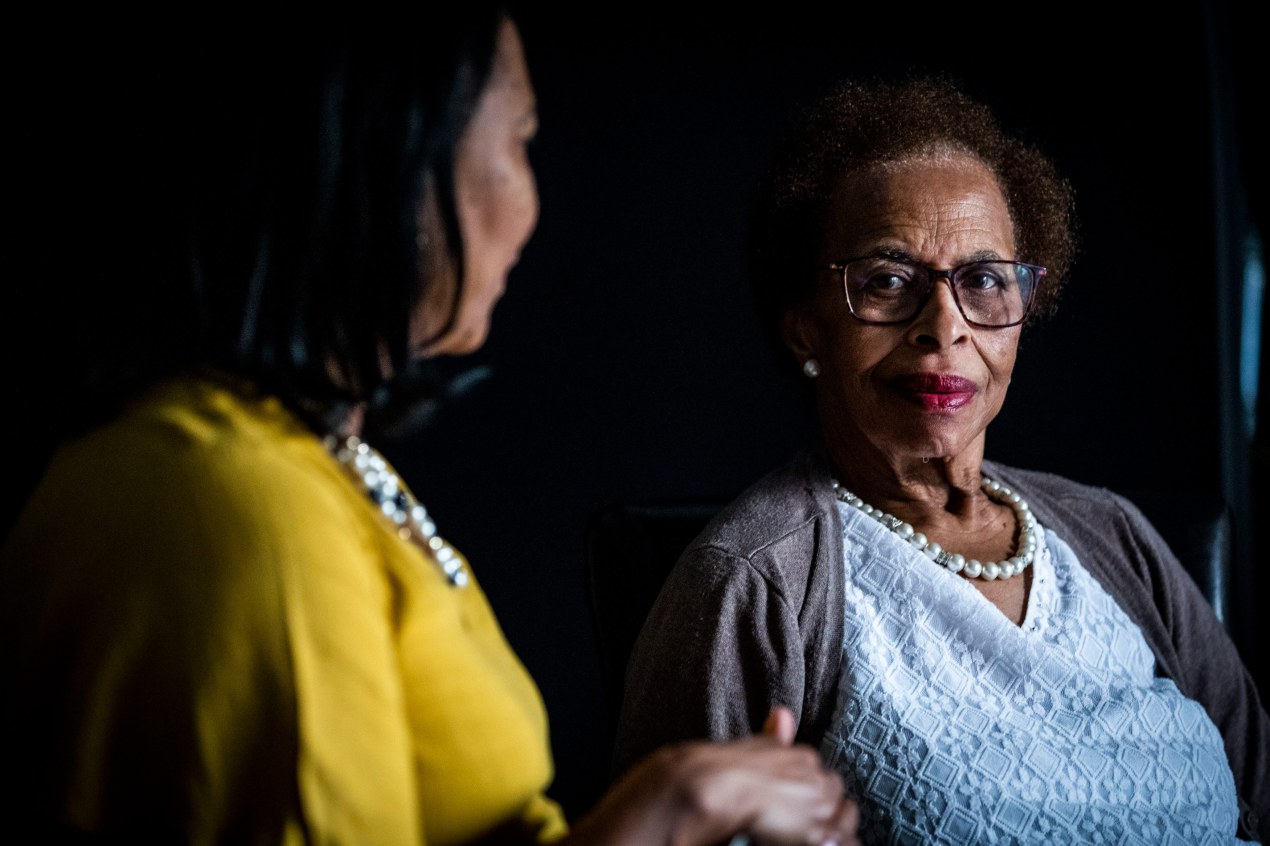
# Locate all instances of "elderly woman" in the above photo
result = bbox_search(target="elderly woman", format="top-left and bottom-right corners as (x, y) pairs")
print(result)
(613, 76), (1270, 843)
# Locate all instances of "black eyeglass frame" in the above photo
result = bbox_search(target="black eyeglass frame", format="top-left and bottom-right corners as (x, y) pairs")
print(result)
(825, 256), (1048, 328)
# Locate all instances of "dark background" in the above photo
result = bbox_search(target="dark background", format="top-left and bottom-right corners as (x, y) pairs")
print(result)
(385, 2), (1268, 818)
(6, 1), (1266, 825)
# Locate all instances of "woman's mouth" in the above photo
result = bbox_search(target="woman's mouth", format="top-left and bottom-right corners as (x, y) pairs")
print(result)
(889, 373), (979, 411)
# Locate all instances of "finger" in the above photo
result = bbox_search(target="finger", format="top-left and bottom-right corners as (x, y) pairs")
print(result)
(819, 794), (861, 846)
(762, 704), (796, 745)
(734, 776), (852, 845)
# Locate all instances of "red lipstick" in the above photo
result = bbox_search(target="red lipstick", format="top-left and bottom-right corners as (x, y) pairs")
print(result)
(890, 373), (978, 411)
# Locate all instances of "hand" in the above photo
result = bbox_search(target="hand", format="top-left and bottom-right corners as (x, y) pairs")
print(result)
(566, 705), (859, 846)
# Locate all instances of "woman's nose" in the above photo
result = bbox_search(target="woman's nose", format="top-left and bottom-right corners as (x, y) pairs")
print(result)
(906, 277), (970, 347)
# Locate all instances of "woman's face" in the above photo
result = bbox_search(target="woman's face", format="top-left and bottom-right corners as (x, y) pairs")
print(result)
(414, 16), (540, 356)
(783, 154), (1022, 466)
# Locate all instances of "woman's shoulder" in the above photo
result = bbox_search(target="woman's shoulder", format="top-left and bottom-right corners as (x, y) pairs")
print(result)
(979, 458), (1170, 563)
(4, 375), (376, 594)
(683, 449), (840, 578)
(980, 458), (1140, 516)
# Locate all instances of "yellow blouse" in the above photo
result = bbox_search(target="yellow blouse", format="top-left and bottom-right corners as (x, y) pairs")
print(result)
(0, 377), (568, 845)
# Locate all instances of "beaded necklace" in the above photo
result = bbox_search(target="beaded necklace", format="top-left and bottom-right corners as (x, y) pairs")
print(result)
(325, 435), (469, 587)
(831, 476), (1036, 581)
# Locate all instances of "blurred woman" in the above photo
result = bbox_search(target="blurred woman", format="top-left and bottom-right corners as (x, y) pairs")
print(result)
(0, 8), (858, 845)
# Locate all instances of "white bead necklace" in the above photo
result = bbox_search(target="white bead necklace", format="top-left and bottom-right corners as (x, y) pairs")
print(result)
(830, 476), (1037, 581)
(325, 434), (469, 587)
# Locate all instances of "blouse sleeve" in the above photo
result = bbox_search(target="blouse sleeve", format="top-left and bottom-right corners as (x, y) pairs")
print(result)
(0, 423), (420, 843)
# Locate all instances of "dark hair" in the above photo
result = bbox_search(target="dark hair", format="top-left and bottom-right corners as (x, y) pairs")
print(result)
(15, 7), (509, 443)
(747, 74), (1078, 364)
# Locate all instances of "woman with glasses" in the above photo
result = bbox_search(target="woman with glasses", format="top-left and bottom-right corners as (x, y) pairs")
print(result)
(613, 76), (1269, 844)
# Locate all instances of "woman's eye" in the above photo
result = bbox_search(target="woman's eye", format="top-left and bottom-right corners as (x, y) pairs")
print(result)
(962, 271), (1000, 291)
(865, 273), (909, 293)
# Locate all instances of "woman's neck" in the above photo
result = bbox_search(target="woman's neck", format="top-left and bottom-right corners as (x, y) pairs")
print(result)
(825, 431), (990, 525)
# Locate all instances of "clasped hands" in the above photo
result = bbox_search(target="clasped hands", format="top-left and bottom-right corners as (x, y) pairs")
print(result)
(566, 705), (860, 846)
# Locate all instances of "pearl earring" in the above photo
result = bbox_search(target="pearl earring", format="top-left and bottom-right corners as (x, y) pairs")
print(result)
(802, 359), (821, 378)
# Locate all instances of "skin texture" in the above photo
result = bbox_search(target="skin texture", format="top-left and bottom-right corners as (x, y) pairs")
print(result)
(410, 17), (861, 846)
(414, 16), (541, 356)
(782, 153), (1030, 623)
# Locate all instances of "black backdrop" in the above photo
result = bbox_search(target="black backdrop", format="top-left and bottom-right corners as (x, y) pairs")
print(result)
(6, 0), (1266, 824)
(381, 2), (1268, 817)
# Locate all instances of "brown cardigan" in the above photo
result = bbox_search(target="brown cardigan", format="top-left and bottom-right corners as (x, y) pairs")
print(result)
(613, 450), (1269, 842)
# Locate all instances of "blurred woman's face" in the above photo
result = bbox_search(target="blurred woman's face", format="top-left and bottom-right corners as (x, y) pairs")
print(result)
(782, 153), (1022, 466)
(413, 16), (540, 356)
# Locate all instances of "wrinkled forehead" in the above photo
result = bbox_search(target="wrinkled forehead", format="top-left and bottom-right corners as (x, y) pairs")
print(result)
(822, 149), (1016, 258)
(829, 149), (1012, 232)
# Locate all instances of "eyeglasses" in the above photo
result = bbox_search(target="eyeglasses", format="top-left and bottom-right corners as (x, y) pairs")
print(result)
(826, 256), (1047, 328)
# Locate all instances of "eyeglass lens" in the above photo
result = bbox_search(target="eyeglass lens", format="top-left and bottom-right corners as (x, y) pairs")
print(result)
(843, 259), (1037, 326)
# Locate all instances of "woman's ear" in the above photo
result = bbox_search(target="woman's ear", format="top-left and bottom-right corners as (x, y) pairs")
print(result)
(779, 306), (817, 363)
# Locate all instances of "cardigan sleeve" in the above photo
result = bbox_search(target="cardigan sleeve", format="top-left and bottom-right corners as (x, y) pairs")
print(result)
(610, 543), (807, 780)
(1105, 491), (1269, 842)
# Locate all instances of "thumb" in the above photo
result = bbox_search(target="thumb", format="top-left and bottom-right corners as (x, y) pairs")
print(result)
(761, 704), (796, 745)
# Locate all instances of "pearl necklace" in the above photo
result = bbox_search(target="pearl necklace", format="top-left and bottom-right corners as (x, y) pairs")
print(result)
(830, 476), (1036, 581)
(325, 434), (469, 587)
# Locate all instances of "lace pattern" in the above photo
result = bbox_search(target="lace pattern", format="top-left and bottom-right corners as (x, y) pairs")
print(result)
(820, 501), (1248, 845)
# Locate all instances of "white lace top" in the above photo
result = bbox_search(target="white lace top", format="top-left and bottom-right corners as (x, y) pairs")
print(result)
(820, 498), (1252, 845)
